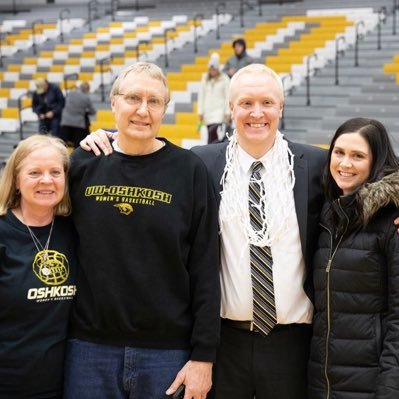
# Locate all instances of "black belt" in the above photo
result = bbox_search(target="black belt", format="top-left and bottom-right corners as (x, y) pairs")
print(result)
(221, 318), (305, 333)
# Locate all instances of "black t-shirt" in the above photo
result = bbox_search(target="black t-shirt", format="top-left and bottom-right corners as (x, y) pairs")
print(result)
(0, 210), (77, 398)
(69, 139), (220, 362)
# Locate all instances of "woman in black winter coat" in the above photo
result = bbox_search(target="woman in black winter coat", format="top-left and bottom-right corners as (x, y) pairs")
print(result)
(308, 117), (399, 399)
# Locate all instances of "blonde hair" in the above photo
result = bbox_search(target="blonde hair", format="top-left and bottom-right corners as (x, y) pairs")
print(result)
(110, 62), (170, 105)
(0, 135), (71, 216)
(229, 63), (285, 103)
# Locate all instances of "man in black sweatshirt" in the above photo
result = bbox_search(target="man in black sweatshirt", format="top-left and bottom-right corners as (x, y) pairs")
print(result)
(63, 62), (220, 399)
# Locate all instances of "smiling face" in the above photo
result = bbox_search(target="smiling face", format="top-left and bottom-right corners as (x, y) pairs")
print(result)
(230, 71), (283, 158)
(16, 146), (66, 216)
(111, 71), (168, 152)
(330, 132), (373, 195)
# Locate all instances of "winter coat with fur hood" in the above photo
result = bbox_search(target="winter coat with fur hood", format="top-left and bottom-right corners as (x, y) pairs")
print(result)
(308, 171), (399, 399)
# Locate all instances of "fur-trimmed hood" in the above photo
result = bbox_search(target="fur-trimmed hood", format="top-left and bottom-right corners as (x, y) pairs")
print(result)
(358, 171), (399, 225)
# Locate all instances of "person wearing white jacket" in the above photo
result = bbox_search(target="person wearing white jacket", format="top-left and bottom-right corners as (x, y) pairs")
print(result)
(198, 53), (230, 143)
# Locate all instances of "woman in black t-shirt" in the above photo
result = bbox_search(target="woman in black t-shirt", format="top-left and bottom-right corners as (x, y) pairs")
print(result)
(0, 135), (77, 399)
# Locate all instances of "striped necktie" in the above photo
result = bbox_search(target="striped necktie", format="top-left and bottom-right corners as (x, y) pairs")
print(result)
(249, 161), (277, 336)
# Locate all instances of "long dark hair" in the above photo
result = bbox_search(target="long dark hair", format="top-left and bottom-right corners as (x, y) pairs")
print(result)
(323, 117), (399, 201)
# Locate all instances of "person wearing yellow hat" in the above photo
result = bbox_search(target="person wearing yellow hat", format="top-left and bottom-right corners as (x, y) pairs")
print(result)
(32, 78), (65, 137)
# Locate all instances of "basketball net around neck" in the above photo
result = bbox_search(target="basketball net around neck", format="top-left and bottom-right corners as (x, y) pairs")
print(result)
(219, 129), (296, 247)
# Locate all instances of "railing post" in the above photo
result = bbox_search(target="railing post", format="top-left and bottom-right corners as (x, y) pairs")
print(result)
(239, 1), (252, 28)
(59, 8), (70, 44)
(193, 14), (204, 53)
(215, 2), (226, 40)
(18, 92), (32, 141)
(88, 0), (98, 32)
(99, 57), (112, 102)
(394, 0), (398, 35)
(111, 0), (119, 22)
(164, 28), (175, 68)
(31, 19), (44, 56)
(0, 33), (4, 68)
(63, 72), (78, 95)
(335, 36), (346, 85)
(240, 0), (244, 28)
(354, 21), (364, 67)
(280, 74), (293, 131)
(377, 7), (387, 50)
(306, 54), (317, 106)
(135, 0), (139, 12)
(135, 40), (149, 61)
(258, 0), (262, 17)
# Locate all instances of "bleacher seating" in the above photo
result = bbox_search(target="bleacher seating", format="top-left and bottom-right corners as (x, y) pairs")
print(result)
(1, 0), (399, 161)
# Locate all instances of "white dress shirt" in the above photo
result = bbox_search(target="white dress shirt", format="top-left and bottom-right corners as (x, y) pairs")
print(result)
(219, 145), (313, 324)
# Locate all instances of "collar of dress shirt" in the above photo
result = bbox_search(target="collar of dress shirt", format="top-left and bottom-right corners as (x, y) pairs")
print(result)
(237, 143), (274, 175)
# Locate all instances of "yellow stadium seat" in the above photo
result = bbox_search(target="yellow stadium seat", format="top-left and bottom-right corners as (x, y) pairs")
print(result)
(175, 113), (198, 125)
(90, 120), (115, 131)
(168, 81), (188, 91)
(1, 108), (19, 118)
(7, 64), (22, 72)
(96, 110), (114, 120)
(15, 81), (30, 89)
(0, 88), (11, 98)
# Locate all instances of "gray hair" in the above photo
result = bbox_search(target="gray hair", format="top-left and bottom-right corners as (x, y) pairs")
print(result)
(110, 62), (170, 105)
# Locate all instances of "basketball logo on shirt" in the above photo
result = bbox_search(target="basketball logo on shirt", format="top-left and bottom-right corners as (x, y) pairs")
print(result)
(114, 203), (133, 215)
(32, 250), (69, 285)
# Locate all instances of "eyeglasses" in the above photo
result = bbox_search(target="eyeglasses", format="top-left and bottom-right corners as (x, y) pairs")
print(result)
(115, 93), (165, 111)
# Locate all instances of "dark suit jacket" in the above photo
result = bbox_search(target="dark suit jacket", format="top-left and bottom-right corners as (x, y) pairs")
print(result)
(192, 140), (327, 302)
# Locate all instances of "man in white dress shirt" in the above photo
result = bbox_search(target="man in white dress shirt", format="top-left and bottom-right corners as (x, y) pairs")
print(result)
(193, 64), (326, 399)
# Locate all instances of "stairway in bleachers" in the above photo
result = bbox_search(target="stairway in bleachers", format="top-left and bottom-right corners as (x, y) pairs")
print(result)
(1, 0), (399, 165)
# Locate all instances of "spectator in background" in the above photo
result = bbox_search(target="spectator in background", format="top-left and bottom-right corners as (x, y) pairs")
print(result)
(223, 38), (253, 78)
(32, 78), (65, 137)
(198, 53), (230, 143)
(60, 81), (96, 148)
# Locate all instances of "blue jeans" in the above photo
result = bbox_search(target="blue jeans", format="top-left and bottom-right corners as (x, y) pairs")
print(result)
(63, 339), (190, 399)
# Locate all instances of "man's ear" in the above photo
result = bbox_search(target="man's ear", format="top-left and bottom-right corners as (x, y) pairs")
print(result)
(279, 102), (284, 119)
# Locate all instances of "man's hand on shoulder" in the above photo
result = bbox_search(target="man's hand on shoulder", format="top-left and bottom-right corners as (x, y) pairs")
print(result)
(80, 129), (116, 156)
(394, 216), (399, 234)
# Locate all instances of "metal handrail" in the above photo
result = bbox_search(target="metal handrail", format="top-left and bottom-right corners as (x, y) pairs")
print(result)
(98, 57), (112, 102)
(215, 2), (226, 40)
(193, 14), (204, 53)
(59, 8), (70, 44)
(393, 0), (398, 35)
(335, 36), (346, 85)
(306, 54), (318, 106)
(354, 21), (365, 67)
(164, 28), (175, 68)
(31, 19), (44, 55)
(18, 91), (33, 141)
(280, 74), (293, 131)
